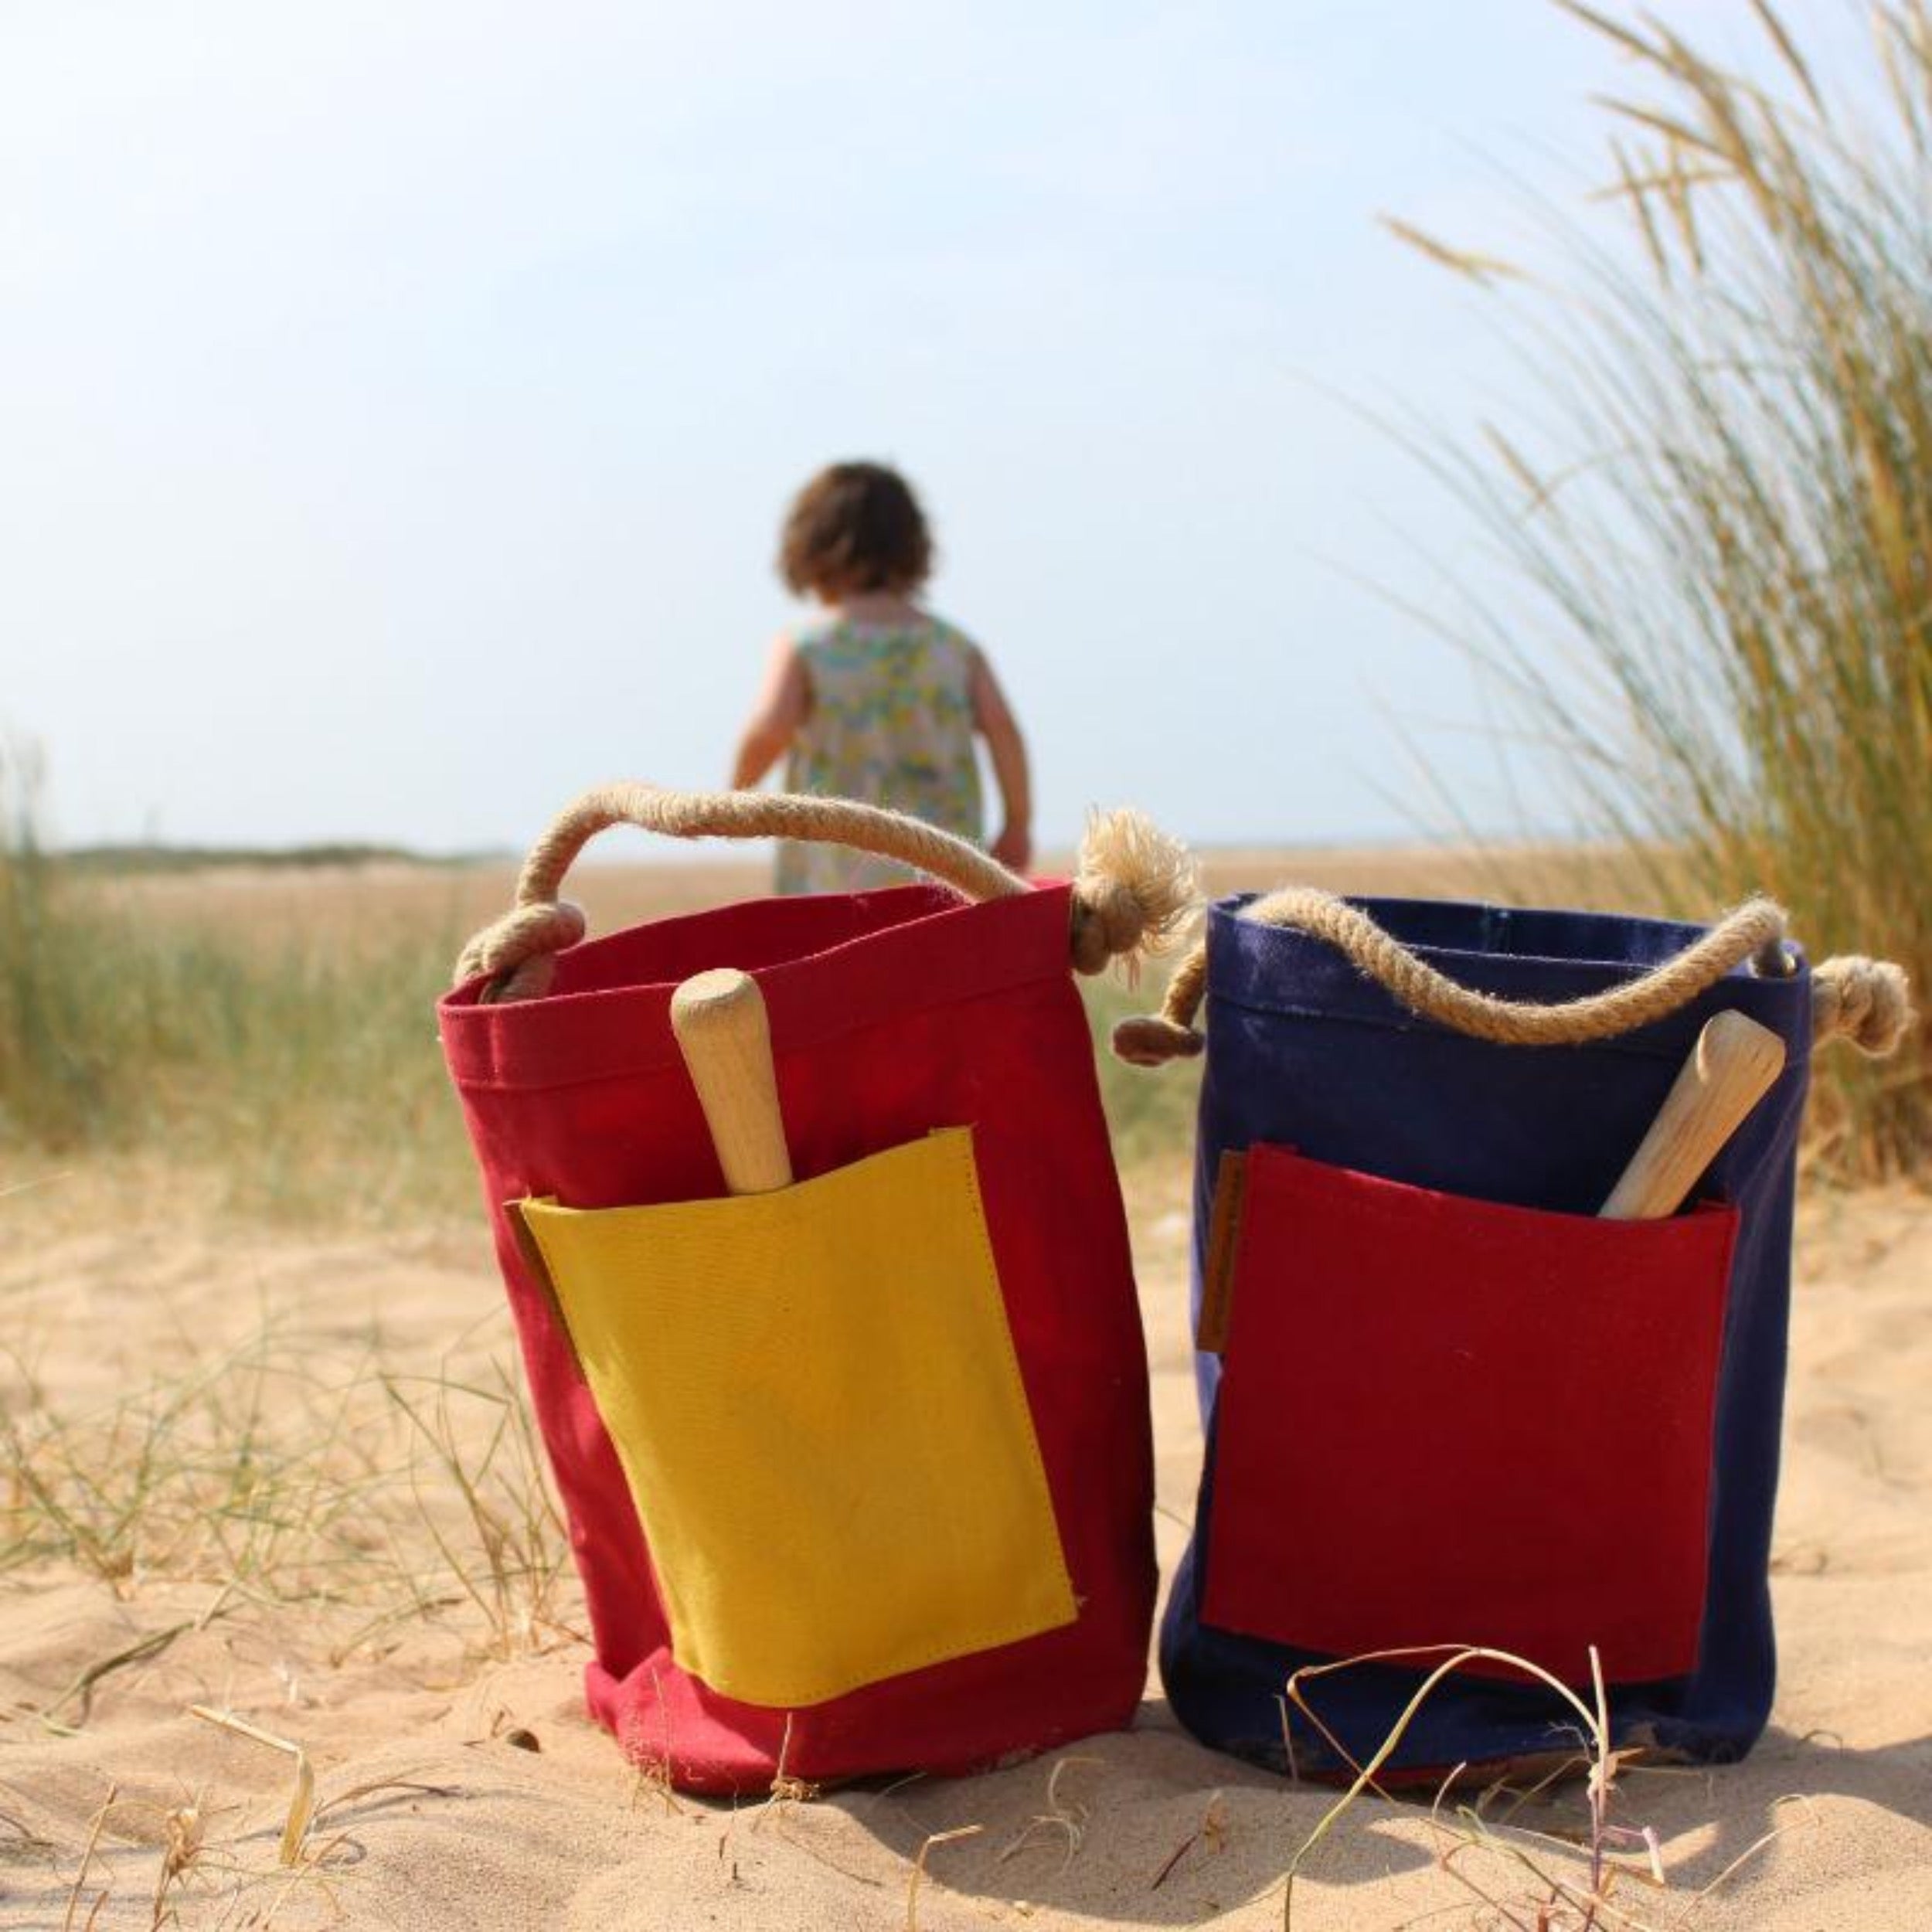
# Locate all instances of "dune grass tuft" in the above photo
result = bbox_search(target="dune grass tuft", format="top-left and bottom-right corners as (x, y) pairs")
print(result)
(1393, 0), (1930, 1179)
(1276, 1641), (1800, 1930)
(0, 752), (478, 1219)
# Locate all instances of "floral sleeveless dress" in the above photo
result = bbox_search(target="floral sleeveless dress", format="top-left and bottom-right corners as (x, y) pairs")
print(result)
(777, 614), (985, 895)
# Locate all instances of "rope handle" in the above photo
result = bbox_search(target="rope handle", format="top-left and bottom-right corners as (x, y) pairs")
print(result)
(454, 781), (1200, 1002)
(1112, 886), (1915, 1065)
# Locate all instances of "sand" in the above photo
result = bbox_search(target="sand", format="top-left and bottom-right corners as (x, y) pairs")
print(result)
(2, 1150), (1927, 1932)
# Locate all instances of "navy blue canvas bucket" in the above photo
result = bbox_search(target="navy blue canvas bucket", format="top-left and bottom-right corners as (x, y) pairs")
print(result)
(1114, 890), (1908, 1781)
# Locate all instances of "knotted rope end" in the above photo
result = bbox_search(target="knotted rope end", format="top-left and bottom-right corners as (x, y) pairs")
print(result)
(1111, 1014), (1205, 1066)
(1069, 807), (1202, 980)
(1811, 955), (1916, 1057)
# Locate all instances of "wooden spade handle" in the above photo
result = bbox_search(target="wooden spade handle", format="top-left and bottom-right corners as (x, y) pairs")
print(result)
(1600, 1010), (1786, 1220)
(669, 968), (794, 1195)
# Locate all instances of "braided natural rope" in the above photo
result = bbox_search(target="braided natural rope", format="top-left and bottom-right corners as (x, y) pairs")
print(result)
(1809, 954), (1918, 1056)
(454, 782), (1199, 1001)
(1068, 804), (1202, 978)
(1112, 887), (1914, 1065)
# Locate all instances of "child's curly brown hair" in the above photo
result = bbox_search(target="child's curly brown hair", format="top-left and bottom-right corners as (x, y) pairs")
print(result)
(777, 461), (934, 598)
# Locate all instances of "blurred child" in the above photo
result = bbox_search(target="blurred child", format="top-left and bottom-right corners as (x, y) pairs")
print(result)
(730, 461), (1032, 894)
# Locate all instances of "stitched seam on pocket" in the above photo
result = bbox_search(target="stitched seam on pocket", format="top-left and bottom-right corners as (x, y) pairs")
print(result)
(948, 1129), (1080, 1615)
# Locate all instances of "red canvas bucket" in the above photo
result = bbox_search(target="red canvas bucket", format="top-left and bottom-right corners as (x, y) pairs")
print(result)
(439, 784), (1189, 1794)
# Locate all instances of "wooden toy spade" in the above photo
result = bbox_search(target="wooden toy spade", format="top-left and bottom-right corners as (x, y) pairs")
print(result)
(670, 968), (794, 1195)
(1599, 1009), (1786, 1220)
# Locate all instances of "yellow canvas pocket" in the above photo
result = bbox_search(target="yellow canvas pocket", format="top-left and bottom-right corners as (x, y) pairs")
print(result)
(514, 1128), (1077, 1708)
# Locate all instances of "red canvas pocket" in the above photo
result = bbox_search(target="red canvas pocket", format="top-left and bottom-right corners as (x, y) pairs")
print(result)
(1202, 1145), (1738, 1688)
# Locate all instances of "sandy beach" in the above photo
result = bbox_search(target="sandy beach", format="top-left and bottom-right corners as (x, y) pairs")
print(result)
(2, 1126), (1927, 1929)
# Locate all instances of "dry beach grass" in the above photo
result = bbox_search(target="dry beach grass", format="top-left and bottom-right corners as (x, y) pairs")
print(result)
(1386, 0), (1932, 1179)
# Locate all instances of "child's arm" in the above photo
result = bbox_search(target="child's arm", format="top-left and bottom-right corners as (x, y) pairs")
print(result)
(969, 650), (1032, 873)
(730, 636), (808, 789)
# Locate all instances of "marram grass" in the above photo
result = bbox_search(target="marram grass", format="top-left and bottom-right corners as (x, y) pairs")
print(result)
(1396, 0), (1930, 1179)
(0, 756), (477, 1219)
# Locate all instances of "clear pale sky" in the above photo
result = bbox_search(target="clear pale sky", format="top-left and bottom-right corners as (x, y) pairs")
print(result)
(0, 3), (1860, 854)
